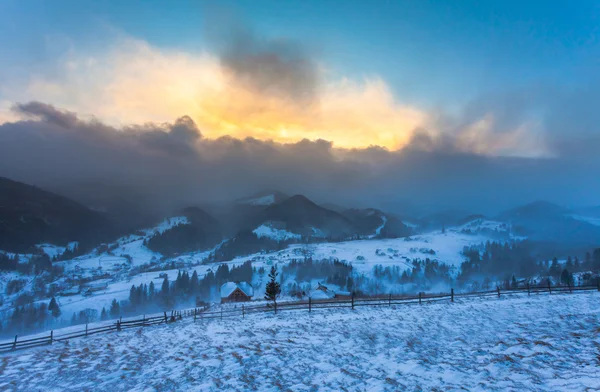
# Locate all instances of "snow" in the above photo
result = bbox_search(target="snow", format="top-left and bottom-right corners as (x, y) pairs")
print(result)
(309, 289), (335, 300)
(36, 244), (66, 259)
(220, 282), (254, 298)
(253, 224), (301, 241)
(369, 215), (387, 238)
(402, 220), (418, 228)
(569, 214), (600, 226)
(239, 194), (276, 206)
(1, 292), (598, 391)
(229, 228), (504, 278)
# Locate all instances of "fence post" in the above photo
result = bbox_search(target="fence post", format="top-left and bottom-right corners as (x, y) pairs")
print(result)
(389, 293), (391, 306)
(85, 323), (88, 337)
(12, 335), (17, 350)
(164, 311), (168, 323)
(597, 280), (600, 291)
(548, 280), (552, 294)
(274, 301), (277, 315)
(309, 297), (312, 313)
(242, 305), (245, 319)
(50, 330), (53, 344)
(419, 292), (422, 305)
(451, 288), (454, 303)
(194, 308), (197, 322)
(351, 292), (355, 310)
(142, 314), (145, 326)
(117, 320), (121, 332)
(568, 281), (572, 293)
(497, 286), (500, 298)
(527, 282), (530, 296)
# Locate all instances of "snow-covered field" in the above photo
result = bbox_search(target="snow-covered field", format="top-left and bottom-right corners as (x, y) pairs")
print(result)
(1, 292), (598, 391)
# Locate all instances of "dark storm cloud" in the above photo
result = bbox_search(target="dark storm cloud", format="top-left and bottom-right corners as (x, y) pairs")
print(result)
(1, 101), (600, 218)
(206, 9), (319, 103)
(13, 101), (80, 129)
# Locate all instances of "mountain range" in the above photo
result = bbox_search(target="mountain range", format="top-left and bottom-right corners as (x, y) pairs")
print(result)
(0, 176), (598, 259)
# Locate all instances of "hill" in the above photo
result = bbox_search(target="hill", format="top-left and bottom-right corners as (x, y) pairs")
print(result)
(0, 176), (113, 252)
(259, 195), (356, 240)
(498, 200), (600, 251)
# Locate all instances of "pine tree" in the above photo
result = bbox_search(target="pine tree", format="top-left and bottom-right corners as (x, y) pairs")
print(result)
(190, 270), (199, 295)
(109, 299), (121, 318)
(549, 257), (560, 277)
(149, 281), (155, 301)
(48, 297), (61, 318)
(129, 285), (137, 306)
(100, 307), (108, 321)
(264, 266), (281, 303)
(161, 276), (169, 298)
(593, 248), (600, 271)
(560, 268), (573, 286)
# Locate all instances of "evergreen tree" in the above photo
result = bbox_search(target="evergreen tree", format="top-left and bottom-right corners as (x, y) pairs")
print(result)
(593, 248), (600, 271)
(511, 275), (518, 289)
(100, 307), (108, 321)
(190, 270), (199, 295)
(129, 285), (137, 306)
(149, 281), (155, 301)
(264, 266), (281, 303)
(48, 297), (61, 318)
(560, 268), (573, 286)
(109, 299), (121, 318)
(549, 258), (560, 277)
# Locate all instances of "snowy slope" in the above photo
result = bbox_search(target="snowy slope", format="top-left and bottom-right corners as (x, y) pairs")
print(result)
(0, 220), (518, 323)
(253, 224), (301, 241)
(569, 214), (600, 227)
(1, 292), (598, 391)
(225, 227), (507, 277)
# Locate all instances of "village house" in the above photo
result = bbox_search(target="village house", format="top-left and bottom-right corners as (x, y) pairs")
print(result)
(309, 283), (352, 300)
(220, 282), (254, 303)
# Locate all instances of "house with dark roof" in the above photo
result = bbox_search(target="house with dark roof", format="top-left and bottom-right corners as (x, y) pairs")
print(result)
(220, 282), (254, 303)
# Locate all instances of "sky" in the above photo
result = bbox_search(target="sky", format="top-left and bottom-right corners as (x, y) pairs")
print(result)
(0, 1), (599, 214)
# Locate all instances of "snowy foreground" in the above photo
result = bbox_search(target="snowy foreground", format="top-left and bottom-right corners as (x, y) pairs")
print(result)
(1, 292), (599, 391)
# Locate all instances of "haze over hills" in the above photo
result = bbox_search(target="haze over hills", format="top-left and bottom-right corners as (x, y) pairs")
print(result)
(0, 176), (114, 253)
(1, 176), (598, 258)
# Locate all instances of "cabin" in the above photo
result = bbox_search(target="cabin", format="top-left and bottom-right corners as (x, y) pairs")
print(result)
(309, 283), (335, 300)
(220, 282), (254, 303)
(81, 279), (109, 293)
(59, 286), (80, 297)
(309, 283), (351, 300)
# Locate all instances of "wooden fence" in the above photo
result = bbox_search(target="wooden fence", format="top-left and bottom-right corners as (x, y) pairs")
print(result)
(2, 282), (598, 354)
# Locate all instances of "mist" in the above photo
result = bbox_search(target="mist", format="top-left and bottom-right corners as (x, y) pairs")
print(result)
(0, 100), (598, 219)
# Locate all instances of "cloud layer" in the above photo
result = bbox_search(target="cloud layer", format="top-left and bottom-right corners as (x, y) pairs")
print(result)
(0, 32), (548, 156)
(1, 101), (598, 218)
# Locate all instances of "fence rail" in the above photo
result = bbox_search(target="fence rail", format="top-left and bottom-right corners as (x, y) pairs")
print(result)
(2, 282), (598, 354)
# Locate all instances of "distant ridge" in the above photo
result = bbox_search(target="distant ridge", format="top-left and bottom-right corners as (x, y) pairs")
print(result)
(0, 176), (113, 252)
